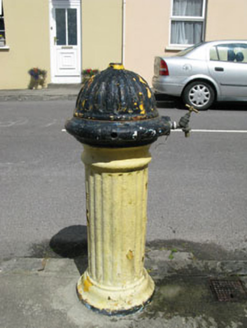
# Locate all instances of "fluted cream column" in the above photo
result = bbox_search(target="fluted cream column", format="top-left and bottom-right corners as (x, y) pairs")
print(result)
(77, 144), (155, 315)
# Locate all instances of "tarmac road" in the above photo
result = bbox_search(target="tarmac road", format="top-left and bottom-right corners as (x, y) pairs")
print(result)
(0, 100), (247, 261)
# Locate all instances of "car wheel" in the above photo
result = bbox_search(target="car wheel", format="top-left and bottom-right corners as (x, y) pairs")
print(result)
(182, 81), (215, 111)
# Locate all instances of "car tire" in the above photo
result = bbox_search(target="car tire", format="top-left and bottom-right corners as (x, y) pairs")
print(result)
(182, 81), (215, 111)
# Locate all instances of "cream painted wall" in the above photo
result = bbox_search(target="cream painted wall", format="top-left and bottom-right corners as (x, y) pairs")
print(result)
(125, 0), (171, 85)
(82, 0), (122, 71)
(0, 0), (50, 89)
(124, 0), (247, 86)
(206, 0), (247, 40)
(1, 0), (247, 90)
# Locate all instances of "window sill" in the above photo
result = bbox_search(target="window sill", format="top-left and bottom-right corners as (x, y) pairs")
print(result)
(0, 45), (10, 50)
(165, 45), (190, 52)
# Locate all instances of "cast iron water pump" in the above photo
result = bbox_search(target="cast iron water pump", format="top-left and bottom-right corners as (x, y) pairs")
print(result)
(65, 63), (196, 315)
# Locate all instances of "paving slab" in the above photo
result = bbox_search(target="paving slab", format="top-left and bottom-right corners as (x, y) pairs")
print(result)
(1, 248), (247, 328)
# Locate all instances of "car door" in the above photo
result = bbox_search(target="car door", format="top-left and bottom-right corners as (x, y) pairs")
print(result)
(208, 43), (247, 100)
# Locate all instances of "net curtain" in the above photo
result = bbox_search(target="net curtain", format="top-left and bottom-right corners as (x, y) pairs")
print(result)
(171, 0), (203, 44)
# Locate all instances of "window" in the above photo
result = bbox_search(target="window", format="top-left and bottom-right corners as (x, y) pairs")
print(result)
(210, 44), (247, 64)
(55, 8), (77, 46)
(170, 0), (206, 47)
(0, 0), (6, 46)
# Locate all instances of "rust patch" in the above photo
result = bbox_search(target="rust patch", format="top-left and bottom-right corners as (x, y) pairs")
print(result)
(126, 250), (134, 260)
(132, 115), (146, 121)
(38, 258), (47, 272)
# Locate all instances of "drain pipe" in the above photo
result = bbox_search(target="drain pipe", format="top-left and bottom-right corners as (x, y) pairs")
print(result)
(121, 0), (126, 65)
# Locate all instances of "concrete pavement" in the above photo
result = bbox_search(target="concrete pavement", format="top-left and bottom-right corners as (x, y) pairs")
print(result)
(1, 244), (247, 328)
(0, 85), (82, 102)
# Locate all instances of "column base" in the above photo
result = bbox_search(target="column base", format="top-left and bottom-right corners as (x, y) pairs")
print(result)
(77, 269), (155, 316)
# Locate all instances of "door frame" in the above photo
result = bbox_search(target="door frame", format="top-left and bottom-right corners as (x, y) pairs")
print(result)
(49, 0), (82, 84)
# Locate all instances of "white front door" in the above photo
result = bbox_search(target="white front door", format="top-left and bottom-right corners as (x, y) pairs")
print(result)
(50, 0), (81, 84)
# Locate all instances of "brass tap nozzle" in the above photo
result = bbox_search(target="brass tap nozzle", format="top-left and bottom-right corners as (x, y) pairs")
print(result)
(185, 104), (199, 114)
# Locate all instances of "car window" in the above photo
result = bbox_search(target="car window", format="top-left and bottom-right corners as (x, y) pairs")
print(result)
(176, 42), (204, 57)
(210, 43), (247, 63)
(210, 46), (218, 61)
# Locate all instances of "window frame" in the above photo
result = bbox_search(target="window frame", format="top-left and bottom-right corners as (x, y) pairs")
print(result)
(0, 0), (7, 48)
(168, 0), (207, 50)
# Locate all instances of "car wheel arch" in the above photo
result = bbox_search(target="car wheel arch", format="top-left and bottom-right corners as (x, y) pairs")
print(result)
(182, 78), (218, 100)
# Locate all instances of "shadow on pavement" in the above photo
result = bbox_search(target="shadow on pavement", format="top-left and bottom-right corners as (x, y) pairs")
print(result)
(49, 225), (88, 274)
(155, 94), (247, 111)
(211, 102), (247, 111)
(49, 225), (87, 258)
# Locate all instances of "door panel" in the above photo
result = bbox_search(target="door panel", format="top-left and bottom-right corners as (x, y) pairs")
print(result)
(209, 61), (247, 98)
(56, 48), (79, 76)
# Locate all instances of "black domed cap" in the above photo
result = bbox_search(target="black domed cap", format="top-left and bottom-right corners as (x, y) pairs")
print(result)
(65, 63), (172, 147)
(74, 63), (158, 121)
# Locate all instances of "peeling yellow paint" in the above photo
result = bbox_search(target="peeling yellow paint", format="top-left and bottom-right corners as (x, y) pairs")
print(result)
(109, 63), (124, 70)
(139, 103), (145, 114)
(146, 88), (152, 98)
(84, 276), (93, 292)
(139, 77), (146, 84)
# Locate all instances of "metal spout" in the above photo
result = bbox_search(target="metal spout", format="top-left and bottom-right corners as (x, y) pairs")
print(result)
(177, 104), (199, 137)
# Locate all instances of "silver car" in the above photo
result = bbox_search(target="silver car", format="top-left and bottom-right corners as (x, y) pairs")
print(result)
(152, 40), (247, 110)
